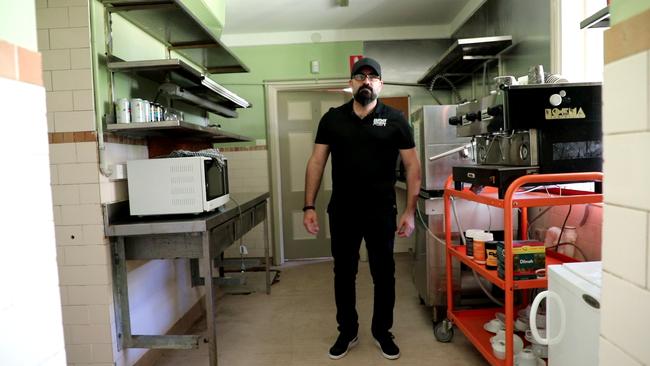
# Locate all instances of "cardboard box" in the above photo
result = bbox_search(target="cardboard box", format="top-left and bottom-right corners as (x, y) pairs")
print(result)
(497, 240), (546, 280)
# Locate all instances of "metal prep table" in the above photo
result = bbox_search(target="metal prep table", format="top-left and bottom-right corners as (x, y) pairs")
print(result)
(103, 192), (271, 366)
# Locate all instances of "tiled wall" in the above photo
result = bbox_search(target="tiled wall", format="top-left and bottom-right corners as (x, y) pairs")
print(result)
(37, 1), (116, 364)
(599, 8), (650, 366)
(0, 37), (67, 365)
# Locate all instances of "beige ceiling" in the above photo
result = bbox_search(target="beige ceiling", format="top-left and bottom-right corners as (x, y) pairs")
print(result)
(221, 0), (486, 46)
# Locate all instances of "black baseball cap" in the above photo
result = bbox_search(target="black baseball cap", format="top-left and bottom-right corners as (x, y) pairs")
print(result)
(350, 57), (382, 79)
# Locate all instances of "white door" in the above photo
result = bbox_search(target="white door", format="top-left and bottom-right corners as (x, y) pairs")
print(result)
(277, 90), (348, 259)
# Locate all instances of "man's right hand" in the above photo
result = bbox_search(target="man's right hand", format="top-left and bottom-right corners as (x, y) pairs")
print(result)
(303, 209), (320, 235)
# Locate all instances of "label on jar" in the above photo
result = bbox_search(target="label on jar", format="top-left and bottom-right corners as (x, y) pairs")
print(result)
(466, 237), (474, 258)
(473, 239), (486, 264)
(485, 241), (498, 269)
(130, 98), (145, 123)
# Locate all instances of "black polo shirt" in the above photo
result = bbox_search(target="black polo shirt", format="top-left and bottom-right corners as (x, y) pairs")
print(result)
(315, 99), (415, 212)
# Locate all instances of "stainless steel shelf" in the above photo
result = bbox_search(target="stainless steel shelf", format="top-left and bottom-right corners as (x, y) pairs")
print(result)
(101, 0), (249, 74)
(106, 120), (253, 143)
(107, 58), (250, 111)
(418, 35), (513, 88)
(580, 6), (610, 29)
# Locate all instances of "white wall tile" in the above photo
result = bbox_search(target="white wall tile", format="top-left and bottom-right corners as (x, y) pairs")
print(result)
(88, 305), (111, 324)
(603, 51), (648, 134)
(76, 142), (98, 163)
(47, 112), (55, 132)
(51, 69), (92, 91)
(56, 246), (65, 266)
(58, 163), (99, 184)
(62, 305), (90, 325)
(42, 70), (52, 91)
(600, 337), (643, 366)
(603, 133), (650, 210)
(37, 29), (50, 50)
(49, 142), (76, 164)
(67, 285), (110, 305)
(600, 272), (650, 364)
(73, 89), (93, 110)
(68, 6), (89, 28)
(648, 214), (650, 290)
(52, 184), (80, 205)
(60, 204), (103, 225)
(69, 324), (112, 344)
(602, 204), (647, 287)
(83, 225), (107, 245)
(59, 286), (69, 306)
(64, 245), (108, 265)
(59, 265), (110, 286)
(50, 165), (59, 184)
(49, 0), (88, 6)
(46, 90), (73, 112)
(52, 205), (62, 226)
(54, 110), (95, 132)
(42, 49), (70, 71)
(70, 47), (90, 69)
(92, 343), (114, 362)
(79, 183), (101, 204)
(50, 27), (90, 49)
(65, 344), (92, 363)
(55, 225), (84, 246)
(36, 7), (69, 29)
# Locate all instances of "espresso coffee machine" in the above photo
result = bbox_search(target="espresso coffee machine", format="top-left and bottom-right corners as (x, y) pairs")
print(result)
(450, 82), (603, 197)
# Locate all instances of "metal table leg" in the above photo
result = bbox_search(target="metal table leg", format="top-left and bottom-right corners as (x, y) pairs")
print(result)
(203, 231), (218, 366)
(264, 203), (271, 294)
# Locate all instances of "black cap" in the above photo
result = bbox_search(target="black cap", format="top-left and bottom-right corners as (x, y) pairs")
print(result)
(350, 57), (381, 79)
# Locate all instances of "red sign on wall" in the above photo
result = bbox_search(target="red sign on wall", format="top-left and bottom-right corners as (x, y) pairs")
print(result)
(349, 55), (363, 73)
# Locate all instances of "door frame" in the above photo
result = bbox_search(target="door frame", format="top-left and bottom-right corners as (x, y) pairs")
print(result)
(265, 79), (348, 265)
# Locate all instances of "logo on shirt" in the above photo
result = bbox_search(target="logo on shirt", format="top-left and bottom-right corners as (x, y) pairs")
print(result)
(373, 118), (387, 127)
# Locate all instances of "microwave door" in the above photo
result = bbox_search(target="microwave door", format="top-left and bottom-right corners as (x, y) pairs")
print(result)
(204, 159), (230, 211)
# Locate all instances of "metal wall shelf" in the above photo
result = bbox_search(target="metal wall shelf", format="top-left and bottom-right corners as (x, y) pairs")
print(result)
(106, 120), (252, 143)
(101, 0), (249, 74)
(418, 35), (513, 88)
(580, 6), (610, 29)
(107, 58), (250, 111)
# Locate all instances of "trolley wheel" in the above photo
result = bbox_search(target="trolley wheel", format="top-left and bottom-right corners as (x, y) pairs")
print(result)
(433, 319), (454, 343)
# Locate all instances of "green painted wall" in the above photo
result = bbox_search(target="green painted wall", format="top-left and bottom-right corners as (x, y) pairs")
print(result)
(610, 0), (650, 25)
(0, 1), (37, 51)
(211, 41), (363, 145)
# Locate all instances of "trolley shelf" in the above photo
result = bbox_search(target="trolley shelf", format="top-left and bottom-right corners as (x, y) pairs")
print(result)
(442, 172), (603, 366)
(449, 308), (507, 366)
(449, 245), (578, 290)
(448, 185), (603, 208)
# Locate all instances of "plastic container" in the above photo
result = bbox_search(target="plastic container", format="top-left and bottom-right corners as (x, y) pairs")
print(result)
(473, 232), (494, 265)
(485, 240), (499, 270)
(465, 229), (485, 259)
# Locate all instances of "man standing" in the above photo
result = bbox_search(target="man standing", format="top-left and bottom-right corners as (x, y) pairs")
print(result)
(303, 57), (421, 360)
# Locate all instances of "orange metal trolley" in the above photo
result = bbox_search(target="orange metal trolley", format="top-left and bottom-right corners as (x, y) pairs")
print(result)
(435, 172), (603, 366)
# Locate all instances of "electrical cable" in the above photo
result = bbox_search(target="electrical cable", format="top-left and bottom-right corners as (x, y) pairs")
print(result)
(450, 197), (504, 307)
(228, 196), (247, 279)
(556, 205), (573, 251)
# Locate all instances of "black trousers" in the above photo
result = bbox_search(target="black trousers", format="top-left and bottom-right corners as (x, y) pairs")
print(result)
(328, 207), (397, 339)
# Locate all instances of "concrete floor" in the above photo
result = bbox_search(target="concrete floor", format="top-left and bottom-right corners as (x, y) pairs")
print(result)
(154, 253), (488, 366)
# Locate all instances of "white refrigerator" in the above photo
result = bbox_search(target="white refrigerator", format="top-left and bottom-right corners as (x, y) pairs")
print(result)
(530, 261), (602, 365)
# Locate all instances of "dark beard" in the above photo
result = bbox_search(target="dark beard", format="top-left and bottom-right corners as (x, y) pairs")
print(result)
(354, 87), (376, 106)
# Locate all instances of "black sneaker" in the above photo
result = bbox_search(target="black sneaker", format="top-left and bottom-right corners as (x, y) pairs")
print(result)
(328, 334), (359, 360)
(373, 333), (400, 360)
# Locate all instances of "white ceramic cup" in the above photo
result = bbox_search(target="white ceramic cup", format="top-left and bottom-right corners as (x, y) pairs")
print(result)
(516, 349), (537, 366)
(485, 318), (505, 333)
(515, 318), (529, 332)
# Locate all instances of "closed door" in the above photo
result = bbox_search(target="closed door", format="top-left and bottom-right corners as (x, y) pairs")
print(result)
(278, 90), (347, 259)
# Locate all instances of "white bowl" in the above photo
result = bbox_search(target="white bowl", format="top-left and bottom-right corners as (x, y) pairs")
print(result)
(492, 339), (506, 360)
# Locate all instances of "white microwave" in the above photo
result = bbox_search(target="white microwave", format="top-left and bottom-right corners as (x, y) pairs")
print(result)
(126, 156), (229, 216)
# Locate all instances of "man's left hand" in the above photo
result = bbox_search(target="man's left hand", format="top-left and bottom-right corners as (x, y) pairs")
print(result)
(396, 212), (415, 238)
